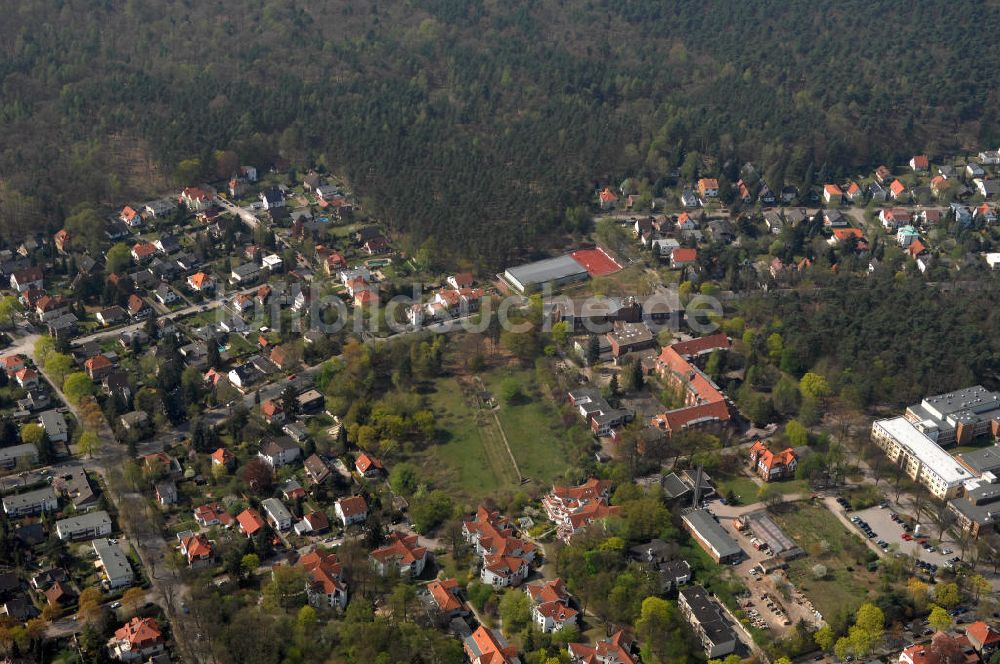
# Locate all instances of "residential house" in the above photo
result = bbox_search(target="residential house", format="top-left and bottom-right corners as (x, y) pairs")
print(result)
(84, 354), (115, 380)
(15, 368), (39, 389)
(670, 247), (697, 269)
(9, 266), (43, 292)
(426, 578), (468, 618)
(120, 410), (150, 432)
(97, 306), (128, 326)
(53, 229), (71, 254)
(464, 626), (521, 664)
(154, 480), (178, 506)
(153, 283), (177, 306)
(3, 487), (59, 518)
(698, 178), (719, 198)
(131, 242), (157, 263)
(525, 578), (578, 633)
(94, 539), (134, 590)
(300, 511), (329, 534)
(193, 502), (233, 528)
(370, 532), (428, 577)
(180, 187), (212, 211)
(680, 189), (700, 208)
(154, 235), (180, 254)
(45, 581), (76, 608)
(335, 495), (369, 527)
(975, 178), (1000, 198)
(187, 272), (214, 292)
(237, 508), (266, 538)
(874, 165), (892, 183)
(880, 208), (911, 232)
(678, 586), (738, 658)
(897, 225), (921, 248)
(120, 206), (143, 227)
(598, 187), (618, 210)
(299, 550), (347, 610)
(568, 631), (637, 664)
(968, 163), (987, 179)
(823, 184), (843, 204)
(127, 294), (150, 319)
(39, 410), (68, 443)
(262, 498), (293, 531)
(0, 444), (38, 470)
(869, 181), (887, 202)
(823, 209), (848, 227)
(231, 262), (262, 284)
(748, 440), (798, 481)
(845, 182), (863, 203)
(966, 621), (1000, 659)
(1, 354), (26, 376)
(910, 155), (930, 172)
(259, 438), (300, 467)
(210, 447), (235, 471)
(542, 478), (619, 543)
(355, 452), (384, 478)
(55, 510), (113, 540)
(304, 454), (331, 485)
(261, 399), (285, 425)
(179, 532), (215, 568)
(107, 617), (165, 661)
(260, 188), (285, 210)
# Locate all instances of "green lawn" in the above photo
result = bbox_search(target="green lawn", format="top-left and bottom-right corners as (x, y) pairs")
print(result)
(482, 368), (572, 486)
(716, 476), (760, 504)
(422, 377), (513, 501)
(771, 503), (880, 620)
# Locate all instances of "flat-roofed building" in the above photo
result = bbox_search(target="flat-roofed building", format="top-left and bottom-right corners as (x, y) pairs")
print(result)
(906, 386), (1000, 447)
(871, 416), (970, 500)
(678, 585), (738, 658)
(93, 539), (134, 590)
(55, 510), (112, 541)
(502, 255), (589, 294)
(681, 509), (742, 564)
(3, 487), (58, 518)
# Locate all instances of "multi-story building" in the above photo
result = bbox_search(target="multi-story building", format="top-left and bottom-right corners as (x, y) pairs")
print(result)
(904, 386), (1000, 447)
(93, 539), (134, 590)
(650, 334), (733, 437)
(678, 585), (738, 659)
(871, 416), (971, 500)
(542, 478), (619, 543)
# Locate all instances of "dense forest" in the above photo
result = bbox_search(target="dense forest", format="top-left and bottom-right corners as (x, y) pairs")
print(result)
(2, 0), (1000, 266)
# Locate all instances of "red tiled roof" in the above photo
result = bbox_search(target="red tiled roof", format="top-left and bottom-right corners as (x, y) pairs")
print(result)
(85, 354), (113, 372)
(466, 626), (519, 664)
(261, 399), (282, 418)
(890, 179), (907, 195)
(132, 242), (156, 258)
(189, 272), (211, 288)
(831, 227), (865, 241)
(337, 495), (368, 518)
(237, 508), (265, 536)
(428, 578), (463, 613)
(114, 617), (163, 649)
(599, 187), (618, 203)
(912, 154), (929, 168)
(181, 533), (213, 561)
(966, 621), (1000, 648)
(671, 247), (697, 263)
(370, 532), (426, 565)
(749, 440), (797, 472)
(355, 452), (383, 474)
(908, 239), (928, 258)
(824, 184), (843, 196)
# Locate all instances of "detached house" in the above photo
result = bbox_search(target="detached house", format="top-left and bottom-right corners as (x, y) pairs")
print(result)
(698, 178), (719, 198)
(127, 294), (150, 319)
(427, 578), (468, 618)
(748, 440), (798, 481)
(107, 617), (165, 661)
(355, 452), (384, 478)
(178, 532), (214, 568)
(187, 272), (214, 292)
(822, 184), (843, 204)
(85, 354), (115, 380)
(525, 578), (578, 633)
(889, 179), (908, 200)
(598, 187), (618, 210)
(261, 399), (285, 425)
(260, 188), (285, 210)
(261, 497), (293, 531)
(9, 266), (43, 293)
(335, 495), (369, 527)
(259, 438), (300, 467)
(120, 206), (143, 227)
(299, 550), (347, 610)
(909, 155), (930, 172)
(237, 508), (266, 538)
(370, 532), (428, 577)
(845, 182), (863, 203)
(465, 626), (521, 664)
(180, 187), (212, 211)
(131, 245), (156, 266)
(670, 247), (698, 269)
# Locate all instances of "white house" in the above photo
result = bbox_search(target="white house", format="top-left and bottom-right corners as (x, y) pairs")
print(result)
(261, 497), (293, 531)
(334, 496), (369, 527)
(260, 189), (285, 210)
(480, 554), (529, 588)
(258, 438), (301, 467)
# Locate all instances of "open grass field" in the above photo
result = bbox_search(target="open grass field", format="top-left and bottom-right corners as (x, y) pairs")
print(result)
(771, 503), (879, 620)
(419, 359), (572, 502)
(716, 476), (760, 504)
(422, 376), (516, 501)
(482, 368), (571, 486)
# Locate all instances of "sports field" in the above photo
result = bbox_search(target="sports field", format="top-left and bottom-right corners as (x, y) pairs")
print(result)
(569, 247), (622, 277)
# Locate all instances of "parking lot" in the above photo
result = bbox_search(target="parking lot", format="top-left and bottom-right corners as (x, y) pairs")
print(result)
(847, 505), (958, 570)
